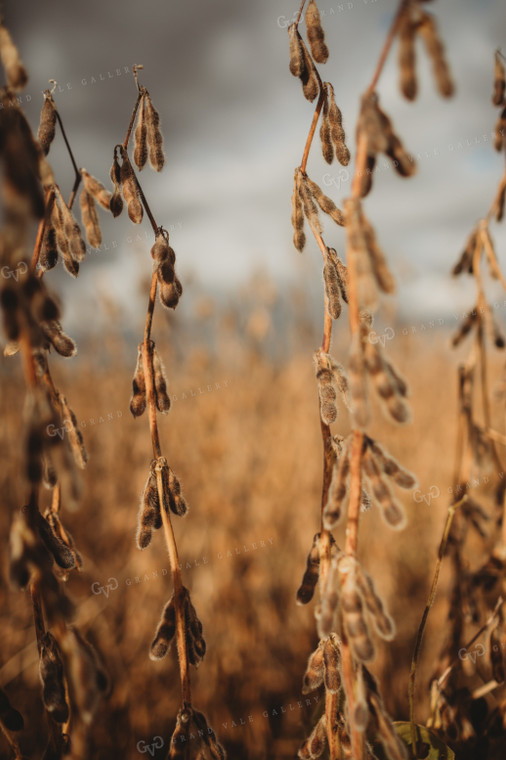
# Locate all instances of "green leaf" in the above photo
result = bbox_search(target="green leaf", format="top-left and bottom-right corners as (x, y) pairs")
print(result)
(393, 722), (455, 760)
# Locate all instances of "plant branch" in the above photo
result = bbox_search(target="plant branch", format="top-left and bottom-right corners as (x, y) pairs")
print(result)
(366, 0), (409, 95)
(408, 495), (467, 758)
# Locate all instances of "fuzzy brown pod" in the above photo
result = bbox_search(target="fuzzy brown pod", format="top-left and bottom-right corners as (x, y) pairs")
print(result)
(0, 102), (45, 219)
(288, 26), (318, 103)
(348, 328), (370, 429)
(496, 174), (506, 222)
(39, 632), (69, 723)
(133, 90), (148, 170)
(81, 169), (112, 210)
(40, 319), (77, 358)
(337, 555), (375, 662)
(323, 259), (341, 319)
(9, 510), (51, 590)
(144, 91), (165, 171)
(298, 171), (322, 235)
(118, 148), (143, 223)
(452, 228), (478, 276)
(158, 274), (183, 310)
(150, 230), (175, 263)
(130, 344), (146, 417)
(363, 337), (411, 425)
(50, 193), (79, 277)
(79, 188), (101, 248)
(417, 11), (454, 98)
(40, 223), (59, 272)
(65, 626), (109, 725)
(153, 347), (171, 412)
(493, 52), (506, 107)
(324, 247), (348, 319)
(59, 393), (88, 469)
(354, 562), (395, 641)
(0, 284), (20, 342)
(365, 436), (417, 490)
(37, 92), (57, 156)
(361, 215), (395, 295)
(296, 533), (321, 605)
(319, 90), (334, 164)
(0, 24), (28, 90)
(0, 687), (24, 732)
(398, 10), (417, 101)
(344, 198), (378, 313)
(54, 185), (86, 262)
(304, 175), (345, 226)
(150, 595), (176, 659)
(323, 633), (341, 694)
(298, 713), (327, 759)
(44, 509), (83, 571)
(109, 150), (124, 217)
(33, 508), (76, 570)
(305, 0), (329, 64)
(363, 446), (407, 530)
(182, 586), (206, 667)
(136, 464), (162, 550)
(327, 83), (350, 166)
(314, 350), (343, 425)
(358, 93), (416, 184)
(22, 272), (60, 325)
(288, 23), (305, 78)
(154, 456), (188, 517)
(291, 168), (306, 252)
(302, 641), (324, 694)
(41, 319), (77, 357)
(324, 436), (351, 529)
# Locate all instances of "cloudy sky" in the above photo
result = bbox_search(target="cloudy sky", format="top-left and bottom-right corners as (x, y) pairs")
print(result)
(3, 0), (506, 326)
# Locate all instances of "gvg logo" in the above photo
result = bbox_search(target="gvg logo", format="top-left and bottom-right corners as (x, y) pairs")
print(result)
(368, 326), (395, 347)
(413, 486), (440, 506)
(458, 643), (486, 664)
(47, 419), (74, 440)
(323, 168), (350, 191)
(137, 737), (164, 756)
(91, 577), (119, 599)
(1, 261), (28, 281)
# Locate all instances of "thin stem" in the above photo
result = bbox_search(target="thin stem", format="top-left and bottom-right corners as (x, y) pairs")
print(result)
(408, 495), (467, 758)
(133, 171), (159, 235)
(123, 90), (143, 150)
(54, 110), (81, 210)
(144, 271), (158, 346)
(300, 88), (326, 174)
(436, 596), (503, 691)
(31, 188), (55, 273)
(141, 281), (191, 705)
(30, 582), (46, 655)
(142, 339), (161, 459)
(366, 0), (409, 95)
(295, 0), (308, 26)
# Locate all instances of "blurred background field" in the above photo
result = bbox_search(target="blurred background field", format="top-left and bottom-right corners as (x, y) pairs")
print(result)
(2, 277), (505, 759)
